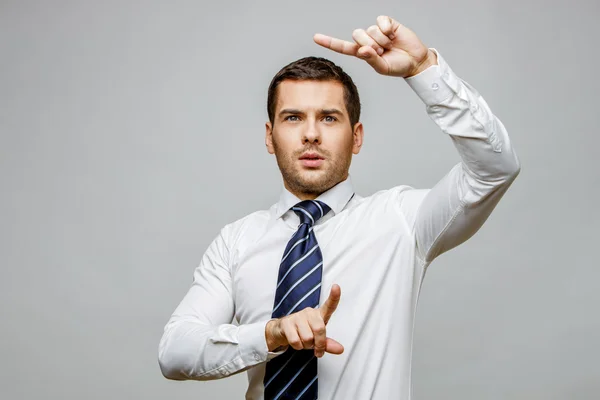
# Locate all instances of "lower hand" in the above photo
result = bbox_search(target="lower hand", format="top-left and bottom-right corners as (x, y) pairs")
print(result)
(265, 284), (343, 358)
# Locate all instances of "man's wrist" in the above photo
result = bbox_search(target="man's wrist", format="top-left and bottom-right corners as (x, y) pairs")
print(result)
(407, 49), (438, 78)
(265, 319), (285, 352)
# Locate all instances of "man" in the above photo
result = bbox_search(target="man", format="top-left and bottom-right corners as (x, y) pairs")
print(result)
(158, 15), (520, 400)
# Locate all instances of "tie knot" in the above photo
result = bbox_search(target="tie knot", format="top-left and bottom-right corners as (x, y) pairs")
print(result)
(291, 200), (331, 226)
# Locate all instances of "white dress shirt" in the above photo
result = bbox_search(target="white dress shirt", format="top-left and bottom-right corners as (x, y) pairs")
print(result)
(158, 49), (520, 400)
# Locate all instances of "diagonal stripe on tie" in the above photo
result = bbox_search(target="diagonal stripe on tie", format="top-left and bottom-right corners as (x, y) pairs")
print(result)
(263, 199), (332, 400)
(273, 261), (323, 314)
(277, 242), (319, 288)
(272, 355), (316, 400)
(280, 227), (314, 264)
(296, 375), (318, 400)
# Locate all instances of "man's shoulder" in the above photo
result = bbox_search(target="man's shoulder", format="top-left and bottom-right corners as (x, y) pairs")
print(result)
(355, 184), (428, 206)
(348, 184), (431, 230)
(218, 204), (276, 244)
(225, 207), (273, 230)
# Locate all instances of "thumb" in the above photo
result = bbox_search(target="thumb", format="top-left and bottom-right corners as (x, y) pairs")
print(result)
(324, 337), (344, 355)
(356, 46), (388, 74)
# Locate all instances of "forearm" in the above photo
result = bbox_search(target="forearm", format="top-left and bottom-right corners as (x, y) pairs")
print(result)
(405, 49), (520, 261)
(158, 317), (271, 380)
(158, 228), (277, 381)
(407, 49), (520, 178)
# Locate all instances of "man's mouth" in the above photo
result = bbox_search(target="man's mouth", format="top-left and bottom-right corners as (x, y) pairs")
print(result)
(299, 152), (325, 168)
(300, 152), (324, 160)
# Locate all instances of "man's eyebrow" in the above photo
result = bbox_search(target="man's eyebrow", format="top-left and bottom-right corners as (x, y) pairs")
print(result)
(278, 108), (344, 116)
(320, 108), (344, 115)
(278, 108), (304, 116)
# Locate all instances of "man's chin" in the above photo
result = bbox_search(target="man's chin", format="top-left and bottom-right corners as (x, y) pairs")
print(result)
(297, 170), (327, 183)
(295, 172), (338, 193)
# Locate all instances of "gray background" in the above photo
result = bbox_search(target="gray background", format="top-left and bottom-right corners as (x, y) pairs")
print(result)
(1, 0), (598, 399)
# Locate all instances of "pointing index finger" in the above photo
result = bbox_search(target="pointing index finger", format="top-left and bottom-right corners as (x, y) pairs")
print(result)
(320, 284), (341, 324)
(313, 34), (359, 56)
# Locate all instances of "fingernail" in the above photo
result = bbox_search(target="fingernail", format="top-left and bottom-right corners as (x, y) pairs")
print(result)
(377, 48), (383, 55)
(389, 34), (395, 40)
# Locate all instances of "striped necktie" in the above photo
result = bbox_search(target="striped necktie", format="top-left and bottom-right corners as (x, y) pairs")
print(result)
(263, 199), (331, 400)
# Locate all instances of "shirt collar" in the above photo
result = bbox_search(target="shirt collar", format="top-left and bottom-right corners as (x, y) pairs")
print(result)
(275, 175), (355, 219)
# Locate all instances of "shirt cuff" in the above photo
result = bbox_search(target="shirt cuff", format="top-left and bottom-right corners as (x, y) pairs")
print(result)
(404, 48), (454, 106)
(237, 320), (286, 364)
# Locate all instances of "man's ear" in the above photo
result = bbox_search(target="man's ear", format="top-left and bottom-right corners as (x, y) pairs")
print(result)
(265, 121), (275, 154)
(352, 122), (364, 155)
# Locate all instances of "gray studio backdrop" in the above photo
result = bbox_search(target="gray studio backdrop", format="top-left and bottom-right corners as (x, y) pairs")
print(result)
(1, 0), (598, 399)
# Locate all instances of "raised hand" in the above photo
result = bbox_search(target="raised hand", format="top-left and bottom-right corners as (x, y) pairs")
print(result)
(265, 284), (343, 358)
(313, 15), (437, 78)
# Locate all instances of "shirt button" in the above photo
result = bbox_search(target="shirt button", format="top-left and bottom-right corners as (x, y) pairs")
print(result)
(254, 353), (261, 361)
(471, 104), (479, 112)
(431, 83), (439, 90)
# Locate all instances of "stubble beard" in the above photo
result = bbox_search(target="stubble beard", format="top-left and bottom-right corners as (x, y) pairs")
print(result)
(273, 142), (351, 197)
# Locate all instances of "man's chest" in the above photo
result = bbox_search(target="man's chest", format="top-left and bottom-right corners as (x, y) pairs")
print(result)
(230, 213), (416, 324)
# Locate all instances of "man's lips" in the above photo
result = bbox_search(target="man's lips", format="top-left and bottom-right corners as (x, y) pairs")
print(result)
(299, 152), (325, 168)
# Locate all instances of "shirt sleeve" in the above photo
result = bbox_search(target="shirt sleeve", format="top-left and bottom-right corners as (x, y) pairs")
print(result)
(157, 226), (281, 381)
(401, 48), (521, 263)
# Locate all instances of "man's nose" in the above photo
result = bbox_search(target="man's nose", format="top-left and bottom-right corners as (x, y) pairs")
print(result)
(303, 120), (321, 144)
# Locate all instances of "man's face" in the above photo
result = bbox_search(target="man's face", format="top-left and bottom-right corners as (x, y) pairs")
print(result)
(265, 80), (363, 199)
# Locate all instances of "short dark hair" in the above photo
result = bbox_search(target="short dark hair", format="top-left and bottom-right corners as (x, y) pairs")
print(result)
(267, 56), (361, 127)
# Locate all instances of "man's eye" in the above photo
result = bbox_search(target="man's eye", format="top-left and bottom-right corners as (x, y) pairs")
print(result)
(285, 116), (300, 121)
(324, 116), (337, 122)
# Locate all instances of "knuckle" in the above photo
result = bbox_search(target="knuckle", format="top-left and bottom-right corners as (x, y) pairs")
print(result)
(281, 319), (292, 330)
(367, 25), (378, 34)
(282, 322), (296, 335)
(300, 308), (312, 318)
(313, 324), (326, 335)
(289, 340), (302, 349)
(300, 334), (314, 345)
